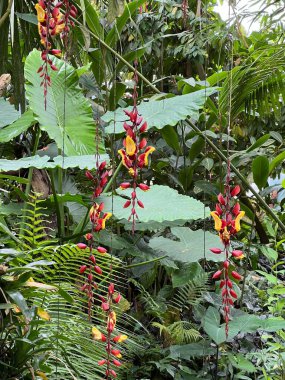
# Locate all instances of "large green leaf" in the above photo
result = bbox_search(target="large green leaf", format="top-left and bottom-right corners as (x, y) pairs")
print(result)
(0, 109), (36, 143)
(0, 154), (109, 171)
(0, 98), (19, 128)
(203, 307), (285, 345)
(149, 227), (223, 263)
(102, 88), (217, 134)
(252, 155), (269, 190)
(102, 185), (209, 228)
(25, 49), (100, 156)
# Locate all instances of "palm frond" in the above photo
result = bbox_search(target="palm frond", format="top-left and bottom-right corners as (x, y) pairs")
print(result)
(219, 45), (285, 120)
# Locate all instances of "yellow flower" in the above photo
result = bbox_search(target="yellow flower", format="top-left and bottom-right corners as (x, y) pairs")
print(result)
(117, 334), (128, 343)
(55, 22), (65, 35)
(36, 371), (48, 380)
(128, 168), (135, 176)
(118, 149), (128, 168)
(210, 211), (222, 231)
(125, 135), (136, 156)
(35, 4), (45, 23)
(108, 311), (117, 327)
(101, 213), (112, 229)
(92, 327), (103, 340)
(144, 146), (155, 166)
(37, 307), (51, 321)
(234, 211), (245, 232)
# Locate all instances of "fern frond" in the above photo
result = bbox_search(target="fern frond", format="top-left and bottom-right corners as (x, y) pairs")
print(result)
(170, 272), (209, 311)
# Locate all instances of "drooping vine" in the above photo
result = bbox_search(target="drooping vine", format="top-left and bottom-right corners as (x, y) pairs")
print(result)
(118, 61), (155, 233)
(35, 0), (77, 109)
(210, 176), (245, 337)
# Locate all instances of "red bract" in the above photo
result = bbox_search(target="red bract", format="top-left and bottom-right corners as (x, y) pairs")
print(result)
(77, 243), (87, 249)
(210, 248), (223, 254)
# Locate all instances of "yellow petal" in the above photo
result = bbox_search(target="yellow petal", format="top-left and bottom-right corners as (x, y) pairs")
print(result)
(118, 149), (128, 168)
(128, 168), (135, 176)
(35, 4), (45, 23)
(125, 136), (136, 156)
(92, 327), (102, 340)
(144, 146), (155, 166)
(37, 308), (51, 321)
(101, 213), (112, 229)
(37, 371), (48, 380)
(234, 211), (245, 232)
(55, 23), (65, 35)
(235, 254), (245, 260)
(118, 334), (128, 343)
(210, 211), (222, 231)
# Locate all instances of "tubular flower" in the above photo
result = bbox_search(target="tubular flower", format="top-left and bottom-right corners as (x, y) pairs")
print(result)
(118, 61), (155, 233)
(35, 0), (77, 109)
(96, 283), (128, 379)
(210, 183), (245, 337)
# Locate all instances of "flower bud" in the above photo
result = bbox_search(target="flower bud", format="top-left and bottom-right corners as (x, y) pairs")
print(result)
(223, 260), (230, 269)
(102, 302), (110, 311)
(94, 265), (102, 275)
(113, 359), (122, 367)
(139, 122), (147, 133)
(77, 243), (87, 249)
(215, 203), (223, 215)
(139, 138), (147, 150)
(98, 359), (107, 366)
(120, 182), (131, 190)
(231, 271), (242, 280)
(123, 200), (131, 208)
(210, 248), (222, 254)
(137, 200), (144, 208)
(217, 193), (226, 205)
(108, 283), (115, 295)
(79, 265), (87, 274)
(232, 203), (241, 216)
(85, 170), (93, 180)
(138, 183), (150, 191)
(89, 255), (96, 264)
(85, 233), (93, 240)
(97, 246), (107, 254)
(212, 270), (222, 279)
(113, 293), (122, 303)
(231, 185), (240, 197)
(232, 250), (243, 258)
(230, 289), (238, 299)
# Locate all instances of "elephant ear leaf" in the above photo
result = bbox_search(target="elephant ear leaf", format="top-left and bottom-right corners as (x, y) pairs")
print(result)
(24, 49), (102, 156)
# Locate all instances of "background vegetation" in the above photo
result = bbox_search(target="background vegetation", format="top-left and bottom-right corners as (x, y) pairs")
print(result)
(0, 0), (285, 379)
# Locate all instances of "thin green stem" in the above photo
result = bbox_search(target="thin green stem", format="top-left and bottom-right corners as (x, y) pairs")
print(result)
(125, 255), (167, 269)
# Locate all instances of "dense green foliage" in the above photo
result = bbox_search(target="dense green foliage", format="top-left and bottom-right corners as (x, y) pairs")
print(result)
(1, 0), (285, 379)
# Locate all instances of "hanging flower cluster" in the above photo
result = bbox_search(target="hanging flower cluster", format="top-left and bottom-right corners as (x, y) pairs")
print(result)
(210, 184), (245, 337)
(35, 0), (77, 108)
(78, 160), (111, 319)
(92, 283), (127, 378)
(118, 63), (155, 232)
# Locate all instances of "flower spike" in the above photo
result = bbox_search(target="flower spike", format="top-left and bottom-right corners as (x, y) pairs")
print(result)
(210, 182), (245, 337)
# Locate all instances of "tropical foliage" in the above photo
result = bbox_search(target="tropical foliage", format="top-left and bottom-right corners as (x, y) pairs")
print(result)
(1, 0), (285, 379)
